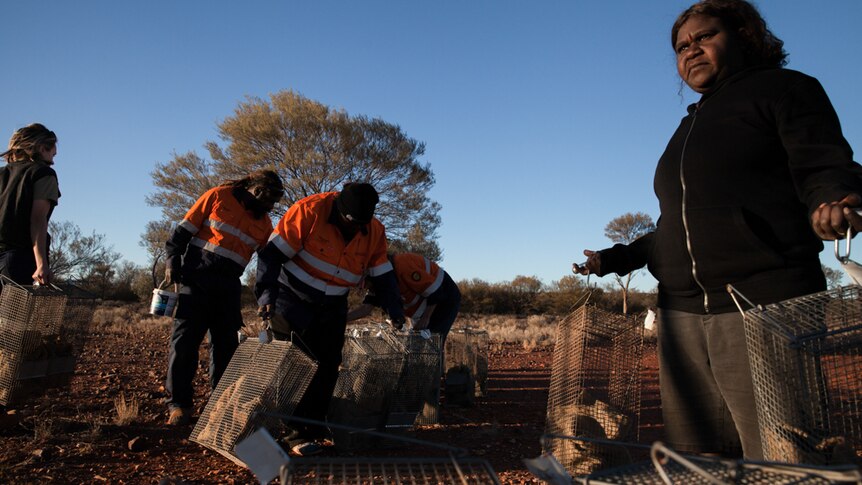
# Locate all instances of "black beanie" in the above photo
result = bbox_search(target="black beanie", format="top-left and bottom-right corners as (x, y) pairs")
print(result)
(336, 182), (379, 224)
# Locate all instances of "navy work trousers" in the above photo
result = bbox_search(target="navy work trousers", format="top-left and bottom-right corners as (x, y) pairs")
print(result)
(165, 274), (243, 410)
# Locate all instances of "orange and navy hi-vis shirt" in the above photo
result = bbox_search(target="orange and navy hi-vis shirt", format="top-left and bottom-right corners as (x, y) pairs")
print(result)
(169, 186), (273, 277)
(267, 192), (392, 298)
(391, 253), (445, 318)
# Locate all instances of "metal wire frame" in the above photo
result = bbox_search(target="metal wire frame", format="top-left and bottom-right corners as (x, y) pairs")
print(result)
(256, 412), (501, 485)
(190, 338), (318, 467)
(544, 305), (645, 476)
(329, 324), (442, 450)
(0, 278), (68, 405)
(731, 284), (862, 465)
(569, 437), (862, 484)
(445, 327), (490, 398)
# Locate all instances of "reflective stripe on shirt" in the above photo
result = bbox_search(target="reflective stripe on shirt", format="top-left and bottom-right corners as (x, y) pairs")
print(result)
(204, 219), (259, 249)
(296, 249), (362, 284)
(282, 260), (349, 296)
(190, 238), (249, 267)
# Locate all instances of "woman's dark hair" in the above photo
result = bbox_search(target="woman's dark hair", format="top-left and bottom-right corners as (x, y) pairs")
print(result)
(226, 169), (284, 198)
(1, 123), (57, 164)
(672, 0), (787, 67)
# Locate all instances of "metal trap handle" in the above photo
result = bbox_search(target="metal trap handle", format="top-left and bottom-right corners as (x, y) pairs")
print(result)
(834, 230), (853, 263)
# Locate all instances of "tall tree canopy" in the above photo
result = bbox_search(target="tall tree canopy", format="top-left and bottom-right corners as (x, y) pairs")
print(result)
(146, 90), (441, 259)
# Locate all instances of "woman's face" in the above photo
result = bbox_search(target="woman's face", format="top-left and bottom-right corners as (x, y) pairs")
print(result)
(674, 14), (746, 94)
(38, 143), (57, 163)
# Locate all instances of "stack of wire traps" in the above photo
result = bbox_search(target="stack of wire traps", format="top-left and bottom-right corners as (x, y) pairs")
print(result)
(544, 304), (645, 475)
(0, 279), (91, 405)
(329, 323), (441, 450)
(190, 337), (317, 466)
(740, 284), (862, 465)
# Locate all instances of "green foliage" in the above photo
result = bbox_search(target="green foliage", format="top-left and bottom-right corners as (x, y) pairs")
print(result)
(146, 90), (441, 262)
(603, 211), (655, 314)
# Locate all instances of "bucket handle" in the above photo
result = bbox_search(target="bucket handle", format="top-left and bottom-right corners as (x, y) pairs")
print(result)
(157, 278), (178, 291)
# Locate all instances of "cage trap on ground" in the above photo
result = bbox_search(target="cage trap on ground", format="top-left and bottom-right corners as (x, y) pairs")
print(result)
(0, 278), (94, 405)
(189, 337), (317, 467)
(329, 324), (441, 450)
(544, 304), (646, 476)
(444, 327), (490, 408)
(731, 283), (862, 466)
(563, 439), (862, 484)
(238, 413), (501, 485)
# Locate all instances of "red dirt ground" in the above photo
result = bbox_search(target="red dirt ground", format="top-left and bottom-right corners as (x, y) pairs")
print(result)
(0, 316), (659, 484)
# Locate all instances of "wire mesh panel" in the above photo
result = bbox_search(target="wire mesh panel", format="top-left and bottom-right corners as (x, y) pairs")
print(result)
(388, 332), (441, 429)
(445, 327), (490, 399)
(573, 442), (862, 484)
(281, 456), (501, 485)
(742, 285), (862, 465)
(544, 305), (645, 475)
(190, 338), (317, 466)
(0, 282), (68, 405)
(50, 283), (97, 376)
(329, 324), (407, 450)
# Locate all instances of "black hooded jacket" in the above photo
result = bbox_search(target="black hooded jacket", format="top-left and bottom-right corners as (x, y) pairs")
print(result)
(598, 67), (862, 314)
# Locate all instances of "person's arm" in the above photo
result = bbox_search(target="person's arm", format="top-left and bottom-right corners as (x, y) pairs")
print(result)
(255, 241), (289, 317)
(30, 199), (52, 284)
(777, 75), (862, 239)
(574, 232), (654, 277)
(414, 304), (435, 330)
(346, 303), (375, 322)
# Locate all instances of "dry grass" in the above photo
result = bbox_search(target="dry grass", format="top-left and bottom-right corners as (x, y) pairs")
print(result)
(92, 302), (170, 338)
(113, 392), (139, 425)
(455, 314), (558, 349)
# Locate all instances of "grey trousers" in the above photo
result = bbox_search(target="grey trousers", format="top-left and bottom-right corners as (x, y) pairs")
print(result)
(657, 308), (763, 460)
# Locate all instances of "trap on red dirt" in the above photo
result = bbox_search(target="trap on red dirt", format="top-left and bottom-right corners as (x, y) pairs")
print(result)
(544, 304), (646, 476)
(731, 284), (862, 466)
(189, 337), (318, 467)
(0, 278), (96, 406)
(328, 324), (441, 451)
(563, 438), (862, 484)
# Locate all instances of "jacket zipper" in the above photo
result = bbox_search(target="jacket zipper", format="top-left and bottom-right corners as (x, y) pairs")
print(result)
(679, 107), (710, 313)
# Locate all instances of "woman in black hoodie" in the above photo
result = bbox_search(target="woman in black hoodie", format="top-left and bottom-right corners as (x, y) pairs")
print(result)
(574, 0), (862, 459)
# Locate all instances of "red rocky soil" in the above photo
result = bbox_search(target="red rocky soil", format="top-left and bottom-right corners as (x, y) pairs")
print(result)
(0, 311), (661, 484)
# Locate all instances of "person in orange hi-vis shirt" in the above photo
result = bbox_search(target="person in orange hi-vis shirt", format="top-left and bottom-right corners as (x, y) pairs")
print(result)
(163, 169), (283, 426)
(255, 182), (405, 456)
(348, 252), (461, 345)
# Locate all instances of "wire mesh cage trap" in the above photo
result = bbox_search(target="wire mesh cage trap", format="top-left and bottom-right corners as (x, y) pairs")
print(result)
(263, 413), (501, 485)
(281, 455), (502, 485)
(329, 324), (441, 450)
(50, 283), (97, 377)
(566, 439), (862, 485)
(544, 304), (645, 475)
(735, 284), (862, 465)
(444, 327), (490, 406)
(0, 279), (70, 405)
(390, 330), (442, 428)
(189, 337), (318, 466)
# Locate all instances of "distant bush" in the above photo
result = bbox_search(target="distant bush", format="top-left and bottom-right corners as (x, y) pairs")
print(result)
(458, 275), (656, 316)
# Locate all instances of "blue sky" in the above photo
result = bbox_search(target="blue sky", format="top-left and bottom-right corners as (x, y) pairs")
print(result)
(2, 1), (861, 290)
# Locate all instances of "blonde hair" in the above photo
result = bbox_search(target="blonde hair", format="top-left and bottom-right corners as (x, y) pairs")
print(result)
(2, 123), (57, 164)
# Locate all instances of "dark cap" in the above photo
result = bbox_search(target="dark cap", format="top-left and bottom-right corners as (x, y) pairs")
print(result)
(335, 182), (379, 225)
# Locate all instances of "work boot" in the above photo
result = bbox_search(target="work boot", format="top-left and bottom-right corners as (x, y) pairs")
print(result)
(166, 407), (192, 426)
